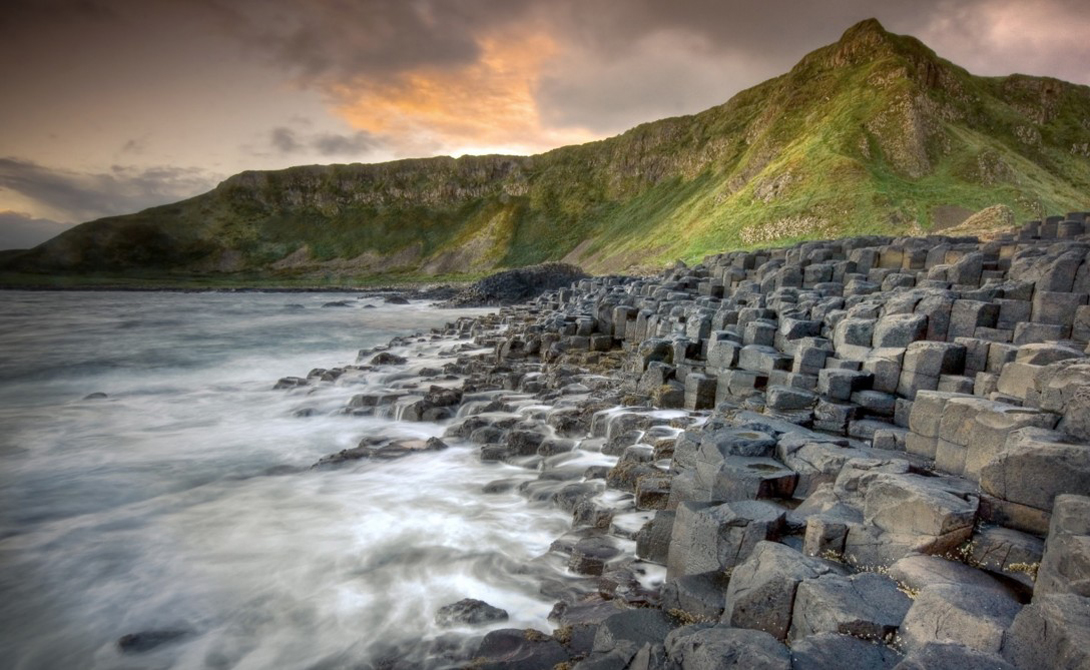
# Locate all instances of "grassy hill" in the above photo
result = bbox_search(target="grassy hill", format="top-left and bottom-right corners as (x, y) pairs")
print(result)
(5, 18), (1090, 284)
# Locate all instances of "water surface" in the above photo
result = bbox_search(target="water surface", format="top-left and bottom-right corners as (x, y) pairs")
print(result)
(0, 291), (572, 669)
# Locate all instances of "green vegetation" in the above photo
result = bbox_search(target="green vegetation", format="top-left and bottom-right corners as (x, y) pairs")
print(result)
(4, 18), (1089, 286)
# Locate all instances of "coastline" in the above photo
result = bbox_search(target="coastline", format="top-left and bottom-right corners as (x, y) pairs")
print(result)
(275, 224), (1090, 668)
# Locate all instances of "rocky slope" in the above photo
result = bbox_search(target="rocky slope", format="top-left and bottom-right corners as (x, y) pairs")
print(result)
(5, 18), (1090, 281)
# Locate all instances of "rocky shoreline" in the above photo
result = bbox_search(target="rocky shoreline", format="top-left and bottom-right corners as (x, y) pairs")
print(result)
(278, 214), (1090, 670)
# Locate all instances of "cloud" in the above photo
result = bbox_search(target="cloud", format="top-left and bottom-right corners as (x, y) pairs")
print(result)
(270, 127), (302, 153)
(0, 210), (72, 250)
(265, 126), (383, 158)
(312, 131), (381, 156)
(0, 158), (221, 223)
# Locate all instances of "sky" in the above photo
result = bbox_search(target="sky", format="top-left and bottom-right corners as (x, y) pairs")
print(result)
(2, 0), (1089, 250)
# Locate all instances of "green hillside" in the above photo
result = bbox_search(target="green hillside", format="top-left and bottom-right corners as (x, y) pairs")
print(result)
(5, 18), (1089, 283)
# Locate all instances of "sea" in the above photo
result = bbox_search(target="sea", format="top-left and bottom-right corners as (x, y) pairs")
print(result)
(0, 290), (577, 669)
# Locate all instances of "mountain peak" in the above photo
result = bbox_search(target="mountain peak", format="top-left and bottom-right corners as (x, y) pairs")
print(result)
(839, 17), (888, 43)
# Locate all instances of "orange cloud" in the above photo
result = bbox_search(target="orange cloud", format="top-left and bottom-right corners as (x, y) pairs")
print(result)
(331, 31), (600, 156)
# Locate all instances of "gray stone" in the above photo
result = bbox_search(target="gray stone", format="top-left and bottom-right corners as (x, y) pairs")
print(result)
(666, 501), (785, 580)
(1036, 494), (1090, 598)
(1003, 594), (1090, 670)
(963, 402), (1059, 481)
(790, 632), (901, 670)
(1037, 359), (1090, 441)
(694, 456), (797, 503)
(898, 583), (1020, 654)
(979, 427), (1090, 512)
(664, 625), (791, 670)
(863, 473), (978, 545)
(894, 642), (1015, 670)
(698, 428), (777, 461)
(661, 570), (730, 620)
(635, 511), (675, 565)
(738, 345), (792, 375)
(473, 628), (570, 670)
(908, 391), (967, 438)
(788, 572), (912, 642)
(721, 541), (847, 641)
(970, 525), (1044, 589)
(887, 555), (1013, 596)
(592, 609), (676, 662)
(995, 361), (1042, 400)
(765, 385), (818, 411)
(873, 314), (928, 348)
(818, 369), (873, 401)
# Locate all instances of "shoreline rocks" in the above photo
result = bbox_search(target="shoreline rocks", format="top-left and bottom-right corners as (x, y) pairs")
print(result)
(278, 215), (1090, 669)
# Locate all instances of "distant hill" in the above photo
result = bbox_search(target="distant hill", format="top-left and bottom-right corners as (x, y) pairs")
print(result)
(5, 18), (1089, 283)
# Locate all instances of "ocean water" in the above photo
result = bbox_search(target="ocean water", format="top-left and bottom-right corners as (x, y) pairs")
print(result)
(0, 291), (575, 669)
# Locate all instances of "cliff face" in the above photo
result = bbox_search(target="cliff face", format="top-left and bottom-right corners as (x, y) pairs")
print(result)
(6, 18), (1090, 279)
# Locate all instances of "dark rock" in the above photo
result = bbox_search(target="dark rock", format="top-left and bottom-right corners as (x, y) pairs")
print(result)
(664, 624), (791, 669)
(435, 598), (509, 626)
(370, 352), (408, 365)
(790, 632), (901, 670)
(472, 628), (570, 670)
(446, 263), (588, 307)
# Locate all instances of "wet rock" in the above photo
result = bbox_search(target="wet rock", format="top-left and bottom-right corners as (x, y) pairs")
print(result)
(370, 352), (408, 365)
(273, 376), (308, 390)
(82, 392), (108, 400)
(472, 628), (570, 670)
(569, 536), (622, 576)
(435, 598), (509, 626)
(312, 437), (446, 467)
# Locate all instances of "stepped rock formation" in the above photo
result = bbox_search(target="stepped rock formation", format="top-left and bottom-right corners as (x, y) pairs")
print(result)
(279, 212), (1090, 667)
(4, 18), (1090, 281)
